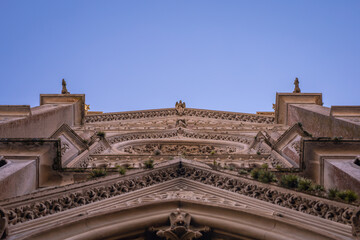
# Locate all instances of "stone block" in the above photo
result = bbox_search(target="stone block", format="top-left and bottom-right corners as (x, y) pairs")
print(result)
(40, 94), (85, 126)
(301, 139), (360, 187)
(275, 93), (322, 124)
(0, 105), (31, 117)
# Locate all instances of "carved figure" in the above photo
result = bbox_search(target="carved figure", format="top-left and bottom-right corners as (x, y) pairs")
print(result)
(61, 79), (70, 94)
(175, 100), (186, 116)
(85, 104), (90, 111)
(0, 207), (8, 240)
(150, 209), (210, 240)
(293, 78), (301, 93)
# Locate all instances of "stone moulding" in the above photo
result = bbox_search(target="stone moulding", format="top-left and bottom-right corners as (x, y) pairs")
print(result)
(85, 108), (275, 124)
(71, 129), (254, 167)
(0, 160), (357, 230)
(107, 129), (252, 146)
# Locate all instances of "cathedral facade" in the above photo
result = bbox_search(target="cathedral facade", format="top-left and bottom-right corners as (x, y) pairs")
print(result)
(0, 81), (359, 240)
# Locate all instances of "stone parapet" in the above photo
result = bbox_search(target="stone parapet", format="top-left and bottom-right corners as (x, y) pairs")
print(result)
(275, 92), (322, 124)
(288, 104), (360, 138)
(40, 94), (85, 126)
(0, 105), (31, 117)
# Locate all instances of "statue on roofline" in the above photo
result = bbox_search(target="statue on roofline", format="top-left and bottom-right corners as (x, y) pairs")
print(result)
(175, 100), (186, 116)
(61, 79), (70, 94)
(293, 77), (301, 93)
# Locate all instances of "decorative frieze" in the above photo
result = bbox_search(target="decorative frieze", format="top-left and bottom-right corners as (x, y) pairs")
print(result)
(122, 143), (237, 155)
(108, 129), (252, 146)
(2, 162), (356, 227)
(85, 108), (275, 124)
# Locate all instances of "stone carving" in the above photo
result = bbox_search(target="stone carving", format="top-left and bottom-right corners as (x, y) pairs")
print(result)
(6, 166), (180, 226)
(268, 155), (287, 168)
(180, 166), (355, 225)
(85, 104), (90, 111)
(293, 77), (301, 93)
(185, 109), (274, 124)
(61, 79), (70, 94)
(291, 141), (301, 155)
(75, 143), (108, 168)
(61, 143), (70, 156)
(352, 208), (360, 238)
(122, 143), (236, 155)
(5, 163), (355, 227)
(0, 207), (8, 240)
(107, 130), (252, 146)
(85, 108), (274, 124)
(149, 209), (210, 240)
(176, 119), (187, 128)
(175, 100), (186, 116)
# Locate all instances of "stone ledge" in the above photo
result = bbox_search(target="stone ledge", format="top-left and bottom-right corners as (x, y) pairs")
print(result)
(0, 105), (31, 117)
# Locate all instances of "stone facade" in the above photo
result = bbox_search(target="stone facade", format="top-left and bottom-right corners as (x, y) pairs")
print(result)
(0, 82), (359, 239)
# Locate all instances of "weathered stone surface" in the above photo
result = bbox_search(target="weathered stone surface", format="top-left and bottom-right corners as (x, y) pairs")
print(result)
(0, 86), (359, 240)
(287, 104), (360, 138)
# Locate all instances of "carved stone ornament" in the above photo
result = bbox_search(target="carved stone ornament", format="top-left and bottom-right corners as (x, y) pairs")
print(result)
(293, 77), (301, 93)
(4, 163), (356, 227)
(85, 108), (274, 124)
(175, 100), (186, 116)
(176, 119), (187, 128)
(61, 142), (70, 156)
(0, 207), (8, 240)
(352, 208), (360, 239)
(149, 208), (210, 240)
(122, 143), (237, 155)
(61, 79), (70, 94)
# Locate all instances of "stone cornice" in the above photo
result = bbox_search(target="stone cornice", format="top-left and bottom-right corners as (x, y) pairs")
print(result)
(0, 160), (357, 228)
(7, 179), (354, 240)
(85, 108), (275, 124)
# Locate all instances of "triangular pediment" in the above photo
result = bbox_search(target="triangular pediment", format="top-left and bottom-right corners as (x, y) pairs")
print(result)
(2, 159), (356, 240)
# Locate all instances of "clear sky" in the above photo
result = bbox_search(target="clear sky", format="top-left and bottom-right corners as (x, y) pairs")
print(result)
(0, 0), (359, 113)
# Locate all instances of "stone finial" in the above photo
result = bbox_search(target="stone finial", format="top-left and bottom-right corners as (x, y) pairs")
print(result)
(61, 79), (70, 94)
(175, 100), (186, 116)
(293, 78), (301, 93)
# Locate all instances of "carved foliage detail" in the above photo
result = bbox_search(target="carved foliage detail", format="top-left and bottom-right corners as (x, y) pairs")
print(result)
(85, 108), (274, 124)
(122, 143), (236, 155)
(5, 165), (356, 227)
(180, 166), (355, 225)
(6, 167), (181, 226)
(108, 130), (251, 146)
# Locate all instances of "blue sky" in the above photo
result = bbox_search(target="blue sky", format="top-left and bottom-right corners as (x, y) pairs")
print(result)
(0, 0), (359, 113)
